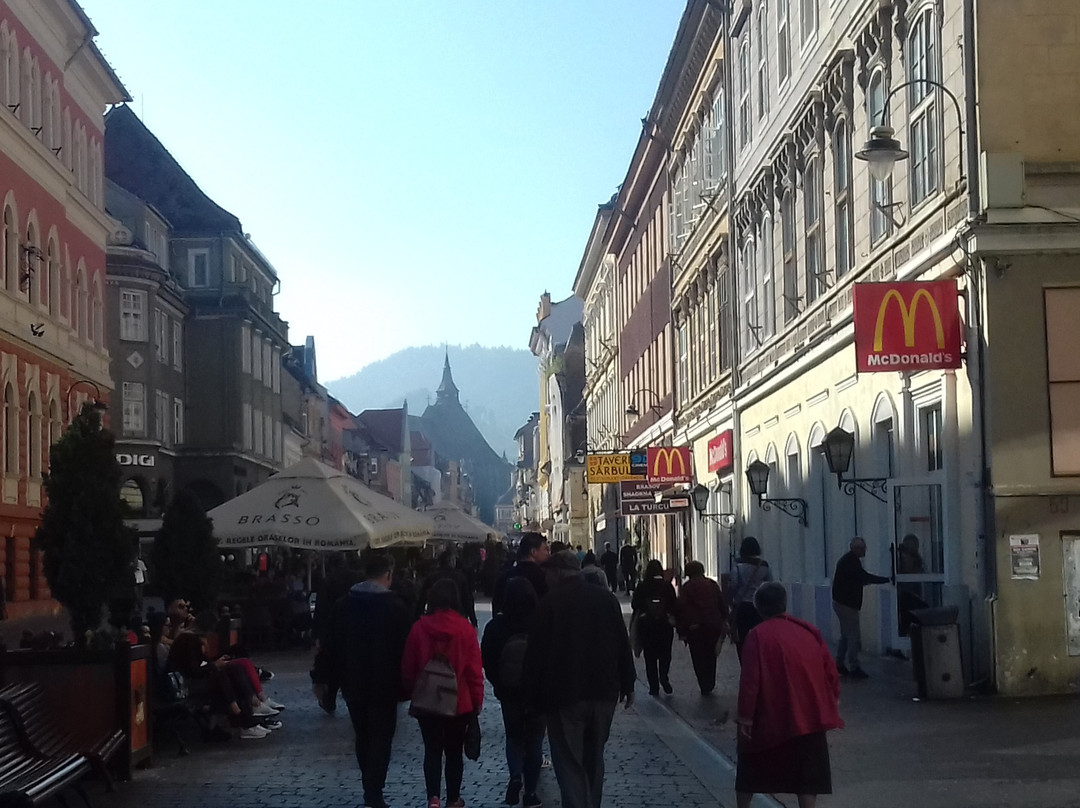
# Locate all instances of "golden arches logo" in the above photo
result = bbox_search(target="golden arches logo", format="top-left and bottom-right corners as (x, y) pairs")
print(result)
(872, 289), (945, 352)
(651, 448), (687, 477)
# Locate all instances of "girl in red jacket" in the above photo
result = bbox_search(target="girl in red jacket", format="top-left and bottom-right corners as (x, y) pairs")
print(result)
(402, 578), (485, 808)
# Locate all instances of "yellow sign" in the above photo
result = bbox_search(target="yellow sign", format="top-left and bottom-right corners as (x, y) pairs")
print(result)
(872, 288), (945, 351)
(586, 453), (636, 483)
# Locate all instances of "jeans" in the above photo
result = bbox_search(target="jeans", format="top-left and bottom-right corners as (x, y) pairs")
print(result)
(501, 699), (546, 793)
(417, 714), (470, 802)
(546, 700), (617, 808)
(345, 698), (399, 805)
(686, 628), (722, 693)
(833, 601), (863, 670)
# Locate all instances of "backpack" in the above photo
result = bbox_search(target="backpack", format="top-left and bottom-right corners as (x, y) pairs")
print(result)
(497, 633), (529, 692)
(409, 650), (459, 717)
(643, 596), (668, 624)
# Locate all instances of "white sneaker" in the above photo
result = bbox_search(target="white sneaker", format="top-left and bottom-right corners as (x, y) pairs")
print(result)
(261, 719), (283, 731)
(239, 725), (270, 739)
(265, 698), (286, 711)
(252, 702), (279, 717)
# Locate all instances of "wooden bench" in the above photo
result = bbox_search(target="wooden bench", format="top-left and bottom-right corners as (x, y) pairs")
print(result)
(0, 705), (91, 808)
(0, 683), (124, 793)
(150, 672), (216, 757)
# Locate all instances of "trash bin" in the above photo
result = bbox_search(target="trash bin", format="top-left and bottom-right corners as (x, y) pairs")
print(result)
(909, 606), (963, 699)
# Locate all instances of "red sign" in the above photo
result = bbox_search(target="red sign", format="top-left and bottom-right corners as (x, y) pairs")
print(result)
(646, 446), (692, 484)
(707, 430), (734, 474)
(853, 281), (962, 373)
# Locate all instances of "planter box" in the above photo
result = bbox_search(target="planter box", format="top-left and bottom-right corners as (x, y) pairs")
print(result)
(0, 642), (151, 778)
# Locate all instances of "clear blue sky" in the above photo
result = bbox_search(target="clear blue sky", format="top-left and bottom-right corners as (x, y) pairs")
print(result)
(81, 1), (683, 382)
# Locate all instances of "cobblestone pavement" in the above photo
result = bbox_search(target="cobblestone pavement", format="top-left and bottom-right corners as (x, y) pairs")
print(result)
(98, 602), (748, 808)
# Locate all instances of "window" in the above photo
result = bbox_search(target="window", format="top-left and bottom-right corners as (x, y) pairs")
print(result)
(777, 0), (791, 84)
(264, 413), (272, 458)
(833, 122), (853, 277)
(122, 382), (145, 436)
(800, 0), (817, 42)
(188, 249), (210, 288)
(241, 324), (251, 373)
(3, 383), (16, 475)
(705, 91), (725, 188)
(154, 310), (168, 362)
(738, 36), (752, 150)
(908, 10), (941, 206)
(782, 192), (799, 322)
(263, 339), (272, 387)
(174, 398), (184, 445)
(172, 321), (182, 369)
(756, 5), (769, 120)
(253, 407), (263, 455)
(252, 334), (262, 381)
(717, 259), (732, 373)
(26, 392), (39, 478)
(803, 158), (824, 304)
(677, 321), (689, 405)
(272, 347), (281, 393)
(741, 239), (758, 357)
(242, 403), (252, 451)
(706, 282), (718, 381)
(867, 70), (892, 244)
(1046, 288), (1080, 475)
(154, 390), (168, 444)
(923, 404), (943, 472)
(120, 290), (147, 341)
(759, 217), (775, 339)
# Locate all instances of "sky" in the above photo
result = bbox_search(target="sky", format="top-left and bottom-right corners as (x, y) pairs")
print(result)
(79, 1), (684, 382)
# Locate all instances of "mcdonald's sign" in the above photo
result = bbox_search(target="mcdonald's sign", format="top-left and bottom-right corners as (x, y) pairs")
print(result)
(853, 281), (961, 373)
(646, 446), (692, 484)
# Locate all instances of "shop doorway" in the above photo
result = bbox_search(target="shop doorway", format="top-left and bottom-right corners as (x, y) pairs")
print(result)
(890, 481), (946, 650)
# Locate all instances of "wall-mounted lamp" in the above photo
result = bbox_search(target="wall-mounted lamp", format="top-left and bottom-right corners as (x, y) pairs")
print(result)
(745, 460), (808, 527)
(626, 388), (662, 417)
(821, 426), (888, 503)
(66, 379), (107, 424)
(690, 483), (735, 527)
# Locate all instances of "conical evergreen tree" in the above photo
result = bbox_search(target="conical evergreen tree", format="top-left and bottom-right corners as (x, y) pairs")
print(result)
(35, 403), (137, 641)
(151, 489), (223, 612)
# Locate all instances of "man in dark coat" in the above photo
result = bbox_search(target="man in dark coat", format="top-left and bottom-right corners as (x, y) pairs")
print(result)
(311, 553), (364, 713)
(523, 551), (635, 808)
(492, 532), (550, 612)
(416, 548), (477, 626)
(311, 554), (413, 808)
(831, 536), (890, 678)
(619, 543), (639, 594)
(599, 543), (619, 592)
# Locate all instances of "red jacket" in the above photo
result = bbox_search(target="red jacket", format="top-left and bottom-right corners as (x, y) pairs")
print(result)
(737, 614), (843, 752)
(402, 608), (484, 716)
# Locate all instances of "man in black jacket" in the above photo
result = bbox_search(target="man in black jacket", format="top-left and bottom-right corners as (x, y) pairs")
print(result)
(311, 554), (412, 808)
(523, 551), (635, 808)
(416, 548), (477, 626)
(492, 532), (550, 612)
(831, 536), (890, 679)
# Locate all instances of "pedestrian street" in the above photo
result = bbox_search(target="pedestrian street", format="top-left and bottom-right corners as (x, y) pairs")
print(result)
(101, 610), (759, 808)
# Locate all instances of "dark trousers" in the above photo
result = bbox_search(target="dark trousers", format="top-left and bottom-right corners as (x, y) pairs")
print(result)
(346, 698), (399, 804)
(642, 625), (673, 693)
(621, 566), (637, 593)
(686, 628), (721, 694)
(604, 568), (618, 591)
(546, 700), (617, 808)
(501, 699), (546, 793)
(734, 601), (763, 660)
(417, 714), (470, 802)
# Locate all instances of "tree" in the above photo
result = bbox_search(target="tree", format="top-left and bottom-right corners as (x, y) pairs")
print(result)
(35, 403), (137, 641)
(150, 489), (223, 612)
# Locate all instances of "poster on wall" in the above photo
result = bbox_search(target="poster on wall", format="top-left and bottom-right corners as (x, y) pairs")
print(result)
(1010, 534), (1041, 580)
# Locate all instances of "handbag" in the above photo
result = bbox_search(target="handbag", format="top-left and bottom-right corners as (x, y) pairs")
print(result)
(409, 651), (459, 718)
(464, 713), (481, 761)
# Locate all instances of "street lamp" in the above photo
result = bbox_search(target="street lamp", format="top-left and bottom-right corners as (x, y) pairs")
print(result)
(66, 379), (107, 422)
(745, 459), (808, 527)
(625, 388), (662, 417)
(690, 482), (735, 527)
(821, 426), (888, 503)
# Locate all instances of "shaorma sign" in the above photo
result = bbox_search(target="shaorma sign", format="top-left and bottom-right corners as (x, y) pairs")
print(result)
(853, 281), (961, 373)
(646, 446), (692, 485)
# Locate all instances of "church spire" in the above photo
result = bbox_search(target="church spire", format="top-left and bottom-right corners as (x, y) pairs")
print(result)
(436, 348), (459, 403)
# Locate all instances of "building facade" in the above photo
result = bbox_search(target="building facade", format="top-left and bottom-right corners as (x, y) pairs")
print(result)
(0, 0), (127, 617)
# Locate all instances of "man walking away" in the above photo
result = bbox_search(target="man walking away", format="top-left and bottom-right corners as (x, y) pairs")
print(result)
(492, 532), (550, 613)
(599, 543), (619, 592)
(417, 549), (478, 627)
(523, 551), (635, 808)
(619, 543), (638, 594)
(312, 553), (364, 713)
(831, 537), (890, 678)
(311, 554), (413, 808)
(676, 561), (729, 695)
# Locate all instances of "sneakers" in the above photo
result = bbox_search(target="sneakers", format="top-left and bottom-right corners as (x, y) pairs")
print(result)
(252, 702), (280, 717)
(661, 680), (673, 695)
(427, 798), (441, 808)
(239, 724), (271, 739)
(505, 780), (522, 805)
(849, 668), (870, 679)
(264, 697), (286, 711)
(260, 719), (283, 731)
(523, 794), (542, 808)
(257, 667), (274, 681)
(836, 662), (851, 676)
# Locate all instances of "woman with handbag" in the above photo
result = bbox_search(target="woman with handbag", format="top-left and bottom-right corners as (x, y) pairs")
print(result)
(402, 578), (485, 808)
(631, 559), (678, 696)
(728, 536), (773, 661)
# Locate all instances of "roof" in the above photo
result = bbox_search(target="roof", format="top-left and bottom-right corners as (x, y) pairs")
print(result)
(104, 104), (243, 235)
(355, 408), (407, 454)
(436, 351), (459, 401)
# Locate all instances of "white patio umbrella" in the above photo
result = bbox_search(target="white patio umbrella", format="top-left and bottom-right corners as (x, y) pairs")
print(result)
(426, 503), (499, 544)
(209, 458), (434, 551)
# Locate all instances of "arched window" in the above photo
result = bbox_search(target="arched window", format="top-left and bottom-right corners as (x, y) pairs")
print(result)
(61, 108), (71, 170)
(867, 69), (891, 243)
(756, 4), (769, 120)
(781, 191), (798, 322)
(738, 35), (752, 150)
(75, 264), (88, 340)
(42, 72), (53, 147)
(24, 219), (37, 304)
(29, 57), (39, 133)
(91, 274), (103, 346)
(2, 203), (15, 293)
(908, 8), (942, 206)
(741, 238), (758, 358)
(27, 391), (40, 479)
(46, 237), (58, 316)
(46, 398), (59, 463)
(3, 382), (17, 475)
(20, 48), (30, 126)
(0, 23), (9, 109)
(5, 32), (18, 117)
(803, 156), (823, 303)
(759, 216), (775, 340)
(833, 120), (853, 277)
(120, 479), (146, 517)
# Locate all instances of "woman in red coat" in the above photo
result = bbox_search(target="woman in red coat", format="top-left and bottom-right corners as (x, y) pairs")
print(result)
(402, 578), (485, 808)
(735, 581), (843, 808)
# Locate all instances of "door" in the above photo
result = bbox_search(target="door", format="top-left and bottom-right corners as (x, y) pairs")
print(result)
(890, 481), (946, 649)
